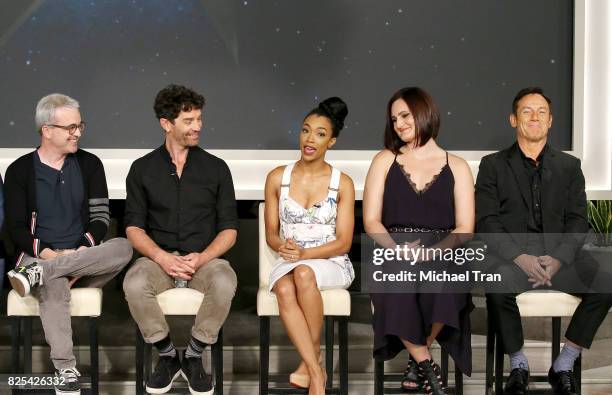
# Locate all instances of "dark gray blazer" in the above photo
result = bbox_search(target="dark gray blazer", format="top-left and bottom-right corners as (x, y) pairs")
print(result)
(475, 142), (588, 265)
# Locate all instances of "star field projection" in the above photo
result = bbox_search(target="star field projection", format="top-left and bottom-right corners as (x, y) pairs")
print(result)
(0, 0), (573, 150)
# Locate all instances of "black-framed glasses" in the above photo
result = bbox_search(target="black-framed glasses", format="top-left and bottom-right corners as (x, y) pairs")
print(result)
(46, 122), (86, 135)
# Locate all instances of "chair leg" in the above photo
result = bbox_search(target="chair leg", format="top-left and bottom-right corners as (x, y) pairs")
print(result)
(485, 314), (495, 395)
(441, 347), (449, 387)
(259, 316), (270, 395)
(213, 327), (224, 395)
(494, 335), (504, 395)
(574, 353), (582, 394)
(89, 317), (99, 395)
(374, 358), (384, 395)
(144, 342), (152, 385)
(135, 324), (144, 395)
(338, 318), (349, 395)
(23, 317), (32, 374)
(11, 317), (21, 374)
(454, 366), (463, 395)
(325, 316), (334, 389)
(552, 317), (561, 363)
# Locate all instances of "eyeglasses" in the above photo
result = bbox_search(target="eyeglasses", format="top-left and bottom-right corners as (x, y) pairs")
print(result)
(45, 122), (86, 135)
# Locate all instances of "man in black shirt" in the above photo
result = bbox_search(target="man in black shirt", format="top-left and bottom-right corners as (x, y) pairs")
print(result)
(476, 87), (612, 395)
(123, 85), (238, 395)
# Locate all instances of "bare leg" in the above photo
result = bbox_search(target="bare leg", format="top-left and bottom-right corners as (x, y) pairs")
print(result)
(401, 338), (432, 363)
(292, 265), (324, 377)
(426, 322), (445, 348)
(274, 275), (325, 395)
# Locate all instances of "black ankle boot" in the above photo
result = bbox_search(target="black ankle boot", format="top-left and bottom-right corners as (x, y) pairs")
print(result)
(417, 359), (446, 395)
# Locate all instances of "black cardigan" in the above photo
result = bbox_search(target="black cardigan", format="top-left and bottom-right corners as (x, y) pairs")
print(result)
(4, 149), (110, 265)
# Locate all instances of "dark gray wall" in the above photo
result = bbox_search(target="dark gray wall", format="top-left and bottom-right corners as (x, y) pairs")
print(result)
(0, 0), (573, 150)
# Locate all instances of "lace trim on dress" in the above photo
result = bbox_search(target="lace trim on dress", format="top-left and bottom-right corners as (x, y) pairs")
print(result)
(397, 161), (448, 195)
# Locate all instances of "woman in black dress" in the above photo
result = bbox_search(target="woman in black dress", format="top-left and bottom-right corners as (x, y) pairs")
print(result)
(363, 87), (475, 395)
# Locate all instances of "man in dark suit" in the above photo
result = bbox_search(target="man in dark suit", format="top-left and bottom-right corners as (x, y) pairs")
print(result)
(476, 87), (612, 395)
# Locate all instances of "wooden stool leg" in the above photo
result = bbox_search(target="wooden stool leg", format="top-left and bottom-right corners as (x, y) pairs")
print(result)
(135, 324), (144, 395)
(441, 347), (449, 387)
(213, 327), (224, 395)
(325, 317), (334, 389)
(574, 354), (582, 394)
(144, 342), (152, 385)
(11, 317), (21, 373)
(374, 358), (384, 395)
(494, 334), (504, 395)
(454, 366), (463, 395)
(552, 317), (561, 363)
(485, 316), (495, 395)
(89, 317), (99, 395)
(259, 316), (270, 395)
(339, 318), (349, 395)
(23, 317), (32, 374)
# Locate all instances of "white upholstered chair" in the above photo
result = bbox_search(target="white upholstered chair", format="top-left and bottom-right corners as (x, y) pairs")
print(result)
(7, 288), (102, 394)
(257, 202), (350, 395)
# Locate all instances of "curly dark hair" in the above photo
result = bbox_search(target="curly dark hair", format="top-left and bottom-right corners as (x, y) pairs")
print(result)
(153, 84), (205, 122)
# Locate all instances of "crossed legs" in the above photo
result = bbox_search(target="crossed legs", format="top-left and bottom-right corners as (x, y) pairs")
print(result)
(273, 265), (326, 395)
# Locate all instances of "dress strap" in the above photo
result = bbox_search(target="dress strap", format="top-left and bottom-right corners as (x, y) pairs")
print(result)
(445, 151), (449, 164)
(328, 167), (341, 200)
(280, 163), (294, 198)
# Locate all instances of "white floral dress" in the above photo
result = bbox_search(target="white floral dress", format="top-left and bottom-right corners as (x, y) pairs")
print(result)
(268, 163), (355, 292)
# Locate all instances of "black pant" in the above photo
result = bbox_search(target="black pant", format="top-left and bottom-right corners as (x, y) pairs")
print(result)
(486, 250), (612, 354)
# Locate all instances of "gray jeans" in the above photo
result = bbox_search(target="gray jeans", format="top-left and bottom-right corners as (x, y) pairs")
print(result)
(22, 237), (133, 369)
(123, 256), (237, 345)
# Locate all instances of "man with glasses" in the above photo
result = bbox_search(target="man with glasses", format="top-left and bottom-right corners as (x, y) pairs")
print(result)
(5, 93), (133, 395)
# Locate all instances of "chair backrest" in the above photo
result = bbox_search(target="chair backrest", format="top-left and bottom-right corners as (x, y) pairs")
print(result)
(259, 202), (279, 289)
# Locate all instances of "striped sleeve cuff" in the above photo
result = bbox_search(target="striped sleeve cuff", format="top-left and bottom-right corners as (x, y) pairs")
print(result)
(85, 232), (96, 247)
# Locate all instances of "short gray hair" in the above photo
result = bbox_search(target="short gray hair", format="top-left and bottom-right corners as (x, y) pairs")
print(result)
(35, 93), (80, 132)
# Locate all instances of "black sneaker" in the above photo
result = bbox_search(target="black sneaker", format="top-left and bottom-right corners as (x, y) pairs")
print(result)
(8, 262), (44, 297)
(146, 353), (182, 394)
(54, 367), (81, 395)
(181, 350), (214, 395)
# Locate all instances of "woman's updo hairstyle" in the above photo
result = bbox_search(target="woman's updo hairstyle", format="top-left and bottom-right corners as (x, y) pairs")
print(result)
(304, 96), (348, 138)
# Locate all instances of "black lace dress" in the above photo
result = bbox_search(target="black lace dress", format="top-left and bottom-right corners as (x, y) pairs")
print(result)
(370, 153), (473, 375)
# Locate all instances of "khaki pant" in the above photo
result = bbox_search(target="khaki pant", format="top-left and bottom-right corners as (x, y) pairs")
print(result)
(23, 237), (134, 369)
(123, 256), (237, 345)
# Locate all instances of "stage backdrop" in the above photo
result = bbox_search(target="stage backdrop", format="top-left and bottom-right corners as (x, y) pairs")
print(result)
(0, 0), (573, 151)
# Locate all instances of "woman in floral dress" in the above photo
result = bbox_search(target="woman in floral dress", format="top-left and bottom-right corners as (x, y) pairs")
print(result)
(264, 97), (355, 395)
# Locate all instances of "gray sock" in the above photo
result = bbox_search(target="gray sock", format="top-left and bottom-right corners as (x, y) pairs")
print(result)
(553, 343), (581, 372)
(154, 336), (177, 358)
(509, 350), (529, 371)
(185, 336), (207, 359)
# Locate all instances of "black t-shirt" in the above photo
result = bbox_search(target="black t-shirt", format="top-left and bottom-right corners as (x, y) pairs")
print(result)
(34, 152), (84, 249)
(125, 144), (238, 254)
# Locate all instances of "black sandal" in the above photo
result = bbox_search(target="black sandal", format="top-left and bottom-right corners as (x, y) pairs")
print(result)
(417, 359), (447, 395)
(400, 358), (421, 392)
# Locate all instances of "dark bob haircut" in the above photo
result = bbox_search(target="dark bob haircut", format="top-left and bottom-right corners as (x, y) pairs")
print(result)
(384, 87), (440, 154)
(512, 87), (552, 115)
(154, 84), (205, 122)
(304, 96), (349, 138)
